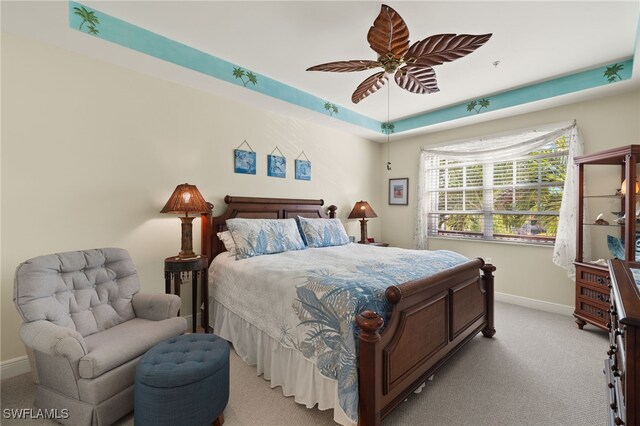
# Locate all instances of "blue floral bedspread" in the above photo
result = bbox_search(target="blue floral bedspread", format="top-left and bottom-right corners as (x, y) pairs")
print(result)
(210, 244), (468, 423)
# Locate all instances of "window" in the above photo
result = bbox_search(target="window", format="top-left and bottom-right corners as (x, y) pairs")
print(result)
(426, 136), (568, 244)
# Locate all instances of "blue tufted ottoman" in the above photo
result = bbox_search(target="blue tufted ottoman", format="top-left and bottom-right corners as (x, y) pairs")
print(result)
(134, 334), (230, 426)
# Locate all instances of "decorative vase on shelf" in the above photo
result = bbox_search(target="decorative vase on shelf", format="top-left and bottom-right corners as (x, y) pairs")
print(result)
(607, 233), (640, 261)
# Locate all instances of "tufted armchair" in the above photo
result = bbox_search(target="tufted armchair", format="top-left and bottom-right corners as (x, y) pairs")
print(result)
(13, 248), (188, 426)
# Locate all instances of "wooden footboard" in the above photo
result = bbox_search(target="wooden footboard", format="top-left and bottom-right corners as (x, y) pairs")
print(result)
(356, 258), (495, 425)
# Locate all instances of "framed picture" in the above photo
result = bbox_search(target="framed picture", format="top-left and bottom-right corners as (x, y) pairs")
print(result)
(267, 154), (286, 178)
(389, 178), (409, 205)
(295, 159), (311, 181)
(234, 149), (256, 175)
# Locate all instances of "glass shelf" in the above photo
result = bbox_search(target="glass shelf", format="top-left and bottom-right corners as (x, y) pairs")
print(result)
(583, 194), (623, 199)
(584, 223), (623, 227)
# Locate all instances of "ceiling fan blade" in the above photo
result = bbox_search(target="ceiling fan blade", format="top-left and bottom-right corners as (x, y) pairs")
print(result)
(306, 60), (381, 72)
(395, 65), (439, 94)
(406, 33), (493, 67)
(352, 71), (388, 104)
(367, 4), (410, 60)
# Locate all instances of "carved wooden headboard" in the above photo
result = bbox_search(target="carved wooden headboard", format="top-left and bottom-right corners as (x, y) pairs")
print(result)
(200, 195), (337, 265)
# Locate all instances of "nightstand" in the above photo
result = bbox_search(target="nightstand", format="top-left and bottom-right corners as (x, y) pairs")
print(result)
(164, 256), (209, 333)
(358, 242), (389, 247)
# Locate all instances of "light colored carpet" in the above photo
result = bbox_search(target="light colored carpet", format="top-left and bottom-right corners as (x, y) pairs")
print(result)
(1, 302), (608, 425)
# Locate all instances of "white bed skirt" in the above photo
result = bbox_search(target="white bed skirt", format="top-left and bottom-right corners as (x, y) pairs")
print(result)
(210, 300), (355, 426)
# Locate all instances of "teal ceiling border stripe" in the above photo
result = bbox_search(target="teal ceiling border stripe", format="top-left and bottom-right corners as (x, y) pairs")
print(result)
(394, 59), (633, 133)
(69, 1), (637, 136)
(68, 1), (380, 133)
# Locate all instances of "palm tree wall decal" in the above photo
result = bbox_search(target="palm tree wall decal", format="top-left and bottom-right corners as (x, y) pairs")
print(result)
(604, 63), (624, 83)
(73, 6), (100, 35)
(324, 102), (339, 116)
(232, 67), (258, 87)
(466, 98), (491, 114)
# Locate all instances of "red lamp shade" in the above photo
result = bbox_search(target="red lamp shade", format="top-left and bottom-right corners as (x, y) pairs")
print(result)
(348, 201), (377, 244)
(161, 183), (209, 259)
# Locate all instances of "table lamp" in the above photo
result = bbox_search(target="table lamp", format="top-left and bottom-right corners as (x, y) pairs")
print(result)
(160, 183), (209, 259)
(348, 200), (378, 244)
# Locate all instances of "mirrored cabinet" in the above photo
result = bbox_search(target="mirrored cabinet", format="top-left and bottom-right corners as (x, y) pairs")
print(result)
(574, 145), (640, 330)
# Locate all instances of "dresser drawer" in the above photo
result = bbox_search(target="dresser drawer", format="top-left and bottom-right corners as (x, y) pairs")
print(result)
(576, 265), (611, 289)
(615, 331), (626, 378)
(577, 299), (610, 324)
(577, 282), (611, 306)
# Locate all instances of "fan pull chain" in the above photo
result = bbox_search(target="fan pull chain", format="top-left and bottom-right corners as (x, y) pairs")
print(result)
(387, 85), (392, 171)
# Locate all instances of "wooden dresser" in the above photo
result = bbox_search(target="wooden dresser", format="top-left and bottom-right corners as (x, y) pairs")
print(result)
(606, 260), (640, 426)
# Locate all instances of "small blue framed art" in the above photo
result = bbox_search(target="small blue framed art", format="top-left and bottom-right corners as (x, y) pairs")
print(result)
(295, 159), (311, 181)
(268, 155), (286, 178)
(234, 149), (256, 175)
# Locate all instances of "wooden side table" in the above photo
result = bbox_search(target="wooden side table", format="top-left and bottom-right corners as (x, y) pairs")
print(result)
(164, 256), (209, 333)
(358, 242), (389, 247)
(368, 242), (389, 247)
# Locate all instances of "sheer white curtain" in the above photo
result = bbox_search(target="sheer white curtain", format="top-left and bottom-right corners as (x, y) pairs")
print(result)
(414, 120), (583, 277)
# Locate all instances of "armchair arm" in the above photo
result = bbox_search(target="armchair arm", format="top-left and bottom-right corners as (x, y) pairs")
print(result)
(132, 292), (181, 321)
(19, 320), (87, 361)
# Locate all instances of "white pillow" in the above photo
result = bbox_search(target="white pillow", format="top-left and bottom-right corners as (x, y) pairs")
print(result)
(217, 231), (237, 255)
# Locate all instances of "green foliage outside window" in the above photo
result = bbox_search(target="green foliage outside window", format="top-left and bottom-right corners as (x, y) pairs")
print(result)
(431, 136), (568, 243)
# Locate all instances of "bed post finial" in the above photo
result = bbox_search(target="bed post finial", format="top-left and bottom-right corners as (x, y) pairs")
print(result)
(356, 310), (383, 342)
(328, 205), (337, 219)
(481, 263), (496, 338)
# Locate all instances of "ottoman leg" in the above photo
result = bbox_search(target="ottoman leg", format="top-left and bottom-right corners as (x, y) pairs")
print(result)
(213, 414), (224, 426)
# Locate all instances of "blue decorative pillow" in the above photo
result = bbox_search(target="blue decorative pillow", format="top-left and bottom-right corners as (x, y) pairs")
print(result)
(226, 218), (306, 260)
(607, 234), (640, 261)
(297, 217), (350, 248)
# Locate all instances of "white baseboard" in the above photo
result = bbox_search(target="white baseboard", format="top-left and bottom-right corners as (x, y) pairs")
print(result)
(183, 312), (203, 330)
(495, 291), (573, 316)
(1, 355), (30, 380)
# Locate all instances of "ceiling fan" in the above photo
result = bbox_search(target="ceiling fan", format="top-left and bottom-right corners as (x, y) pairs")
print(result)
(307, 4), (492, 104)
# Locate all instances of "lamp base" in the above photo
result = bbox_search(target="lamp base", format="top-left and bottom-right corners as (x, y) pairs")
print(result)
(177, 216), (197, 258)
(359, 219), (369, 244)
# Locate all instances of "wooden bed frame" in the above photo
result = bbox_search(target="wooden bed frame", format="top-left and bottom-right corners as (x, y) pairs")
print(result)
(201, 195), (496, 426)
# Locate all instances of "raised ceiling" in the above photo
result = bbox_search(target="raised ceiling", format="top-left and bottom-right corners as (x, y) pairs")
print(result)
(2, 1), (639, 141)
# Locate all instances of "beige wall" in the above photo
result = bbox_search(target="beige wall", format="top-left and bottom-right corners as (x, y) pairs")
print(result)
(3, 32), (639, 364)
(0, 34), (382, 361)
(379, 90), (640, 307)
